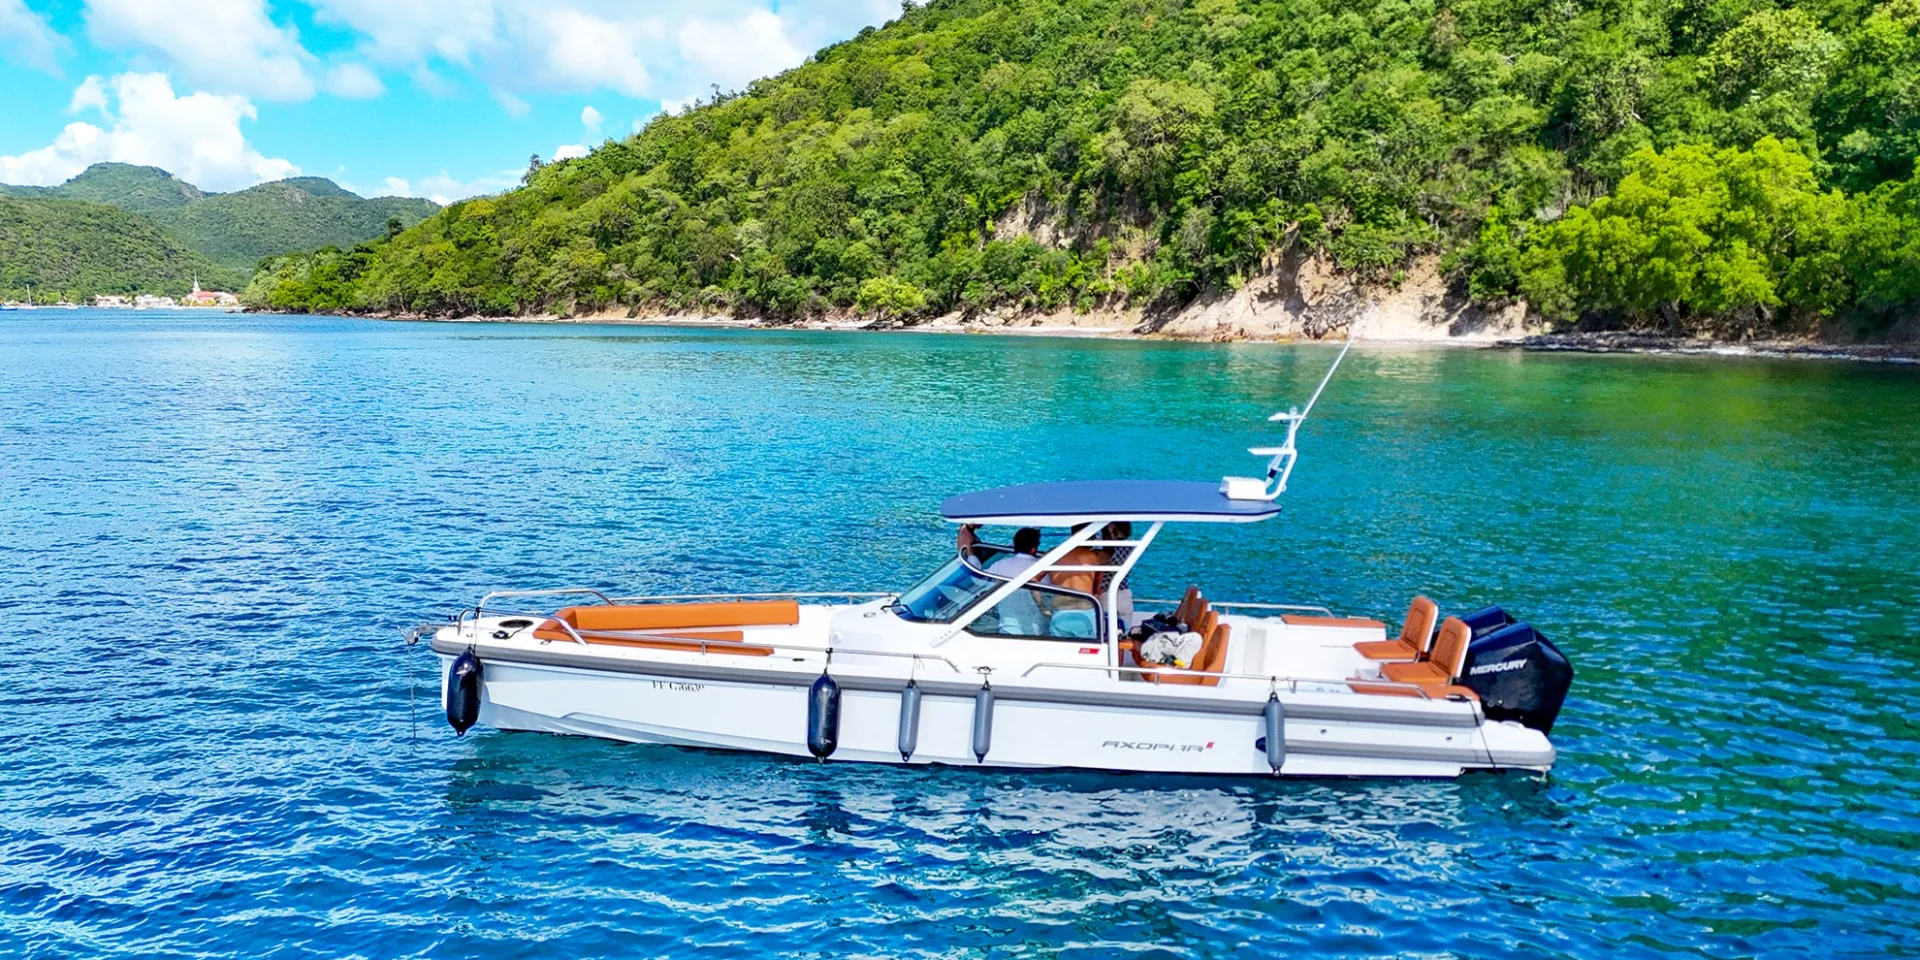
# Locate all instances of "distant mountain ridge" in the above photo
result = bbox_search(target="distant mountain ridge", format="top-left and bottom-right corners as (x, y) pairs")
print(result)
(0, 163), (439, 279)
(0, 194), (234, 299)
(1, 163), (207, 212)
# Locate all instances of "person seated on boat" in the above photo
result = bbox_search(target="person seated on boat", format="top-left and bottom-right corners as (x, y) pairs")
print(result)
(1045, 523), (1135, 629)
(1040, 525), (1105, 639)
(987, 527), (1043, 578)
(957, 523), (984, 562)
(1048, 525), (1101, 595)
(986, 527), (1045, 635)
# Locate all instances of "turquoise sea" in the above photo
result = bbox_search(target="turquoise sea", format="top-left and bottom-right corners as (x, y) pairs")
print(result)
(3, 310), (1917, 958)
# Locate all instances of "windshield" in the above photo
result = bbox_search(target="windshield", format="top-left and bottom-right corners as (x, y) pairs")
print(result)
(894, 554), (1003, 623)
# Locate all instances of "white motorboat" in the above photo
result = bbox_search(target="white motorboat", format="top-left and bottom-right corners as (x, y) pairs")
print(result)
(413, 348), (1572, 778)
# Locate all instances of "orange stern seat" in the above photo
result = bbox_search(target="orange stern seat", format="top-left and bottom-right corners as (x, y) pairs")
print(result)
(1381, 615), (1470, 686)
(1352, 596), (1439, 661)
(1349, 615), (1474, 699)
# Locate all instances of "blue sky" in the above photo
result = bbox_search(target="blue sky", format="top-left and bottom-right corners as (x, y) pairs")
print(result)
(0, 0), (896, 201)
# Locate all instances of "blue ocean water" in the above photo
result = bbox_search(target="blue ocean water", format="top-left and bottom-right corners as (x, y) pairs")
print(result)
(2, 311), (1918, 959)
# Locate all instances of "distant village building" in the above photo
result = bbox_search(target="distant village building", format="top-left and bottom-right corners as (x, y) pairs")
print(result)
(93, 295), (131, 308)
(181, 276), (240, 308)
(133, 294), (178, 309)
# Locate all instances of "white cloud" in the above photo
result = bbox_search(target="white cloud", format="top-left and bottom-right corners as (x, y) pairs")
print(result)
(85, 0), (315, 100)
(0, 72), (299, 191)
(45, 0), (897, 107)
(525, 8), (653, 95)
(673, 11), (804, 99)
(555, 104), (604, 159)
(0, 0), (63, 72)
(375, 169), (515, 205)
(323, 62), (385, 98)
(306, 0), (893, 105)
(310, 0), (496, 64)
(68, 75), (108, 113)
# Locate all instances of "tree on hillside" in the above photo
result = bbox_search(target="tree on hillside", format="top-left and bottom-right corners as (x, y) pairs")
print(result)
(1519, 137), (1851, 329)
(240, 0), (1920, 335)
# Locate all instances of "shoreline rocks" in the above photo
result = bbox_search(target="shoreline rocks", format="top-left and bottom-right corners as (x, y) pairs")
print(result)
(1496, 332), (1920, 364)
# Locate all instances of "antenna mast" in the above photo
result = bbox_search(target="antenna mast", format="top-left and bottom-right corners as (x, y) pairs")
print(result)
(1220, 330), (1354, 501)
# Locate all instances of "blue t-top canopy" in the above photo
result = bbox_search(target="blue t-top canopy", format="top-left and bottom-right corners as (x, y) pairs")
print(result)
(939, 480), (1283, 526)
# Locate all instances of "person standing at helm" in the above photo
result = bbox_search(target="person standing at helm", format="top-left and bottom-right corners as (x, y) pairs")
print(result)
(987, 528), (1044, 634)
(988, 527), (1043, 577)
(1047, 523), (1135, 631)
(1048, 524), (1103, 595)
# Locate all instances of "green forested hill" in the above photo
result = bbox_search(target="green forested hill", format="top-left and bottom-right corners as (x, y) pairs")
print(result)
(51, 163), (207, 212)
(0, 195), (240, 299)
(2, 164), (439, 279)
(0, 162), (207, 212)
(246, 0), (1920, 333)
(142, 179), (439, 275)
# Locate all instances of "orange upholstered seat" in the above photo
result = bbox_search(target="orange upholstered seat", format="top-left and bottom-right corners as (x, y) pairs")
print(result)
(1174, 586), (1202, 628)
(1194, 622), (1230, 686)
(563, 600), (799, 631)
(1144, 611), (1231, 687)
(1348, 615), (1476, 699)
(527, 600), (799, 656)
(1353, 596), (1439, 661)
(1371, 616), (1471, 695)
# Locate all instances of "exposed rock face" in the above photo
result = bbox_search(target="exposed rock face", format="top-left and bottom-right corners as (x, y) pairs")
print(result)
(571, 250), (1551, 343)
(1144, 253), (1537, 342)
(912, 252), (1541, 342)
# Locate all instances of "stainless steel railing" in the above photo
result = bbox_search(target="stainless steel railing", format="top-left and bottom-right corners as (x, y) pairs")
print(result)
(479, 587), (614, 608)
(453, 589), (892, 643)
(434, 610), (1428, 698)
(443, 612), (965, 672)
(422, 588), (1429, 701)
(1136, 598), (1337, 617)
(1014, 659), (1448, 699)
(605, 591), (893, 604)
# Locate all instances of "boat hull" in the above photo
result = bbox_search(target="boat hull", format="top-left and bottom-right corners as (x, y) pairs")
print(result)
(435, 648), (1554, 779)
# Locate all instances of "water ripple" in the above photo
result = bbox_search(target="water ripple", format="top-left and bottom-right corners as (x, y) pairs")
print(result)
(2, 313), (1917, 958)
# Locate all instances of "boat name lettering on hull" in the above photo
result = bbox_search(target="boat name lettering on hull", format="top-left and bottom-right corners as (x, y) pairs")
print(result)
(1102, 740), (1214, 753)
(651, 680), (705, 692)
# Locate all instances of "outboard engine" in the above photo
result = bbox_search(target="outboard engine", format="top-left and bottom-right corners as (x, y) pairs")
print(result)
(1458, 611), (1573, 735)
(1458, 604), (1516, 638)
